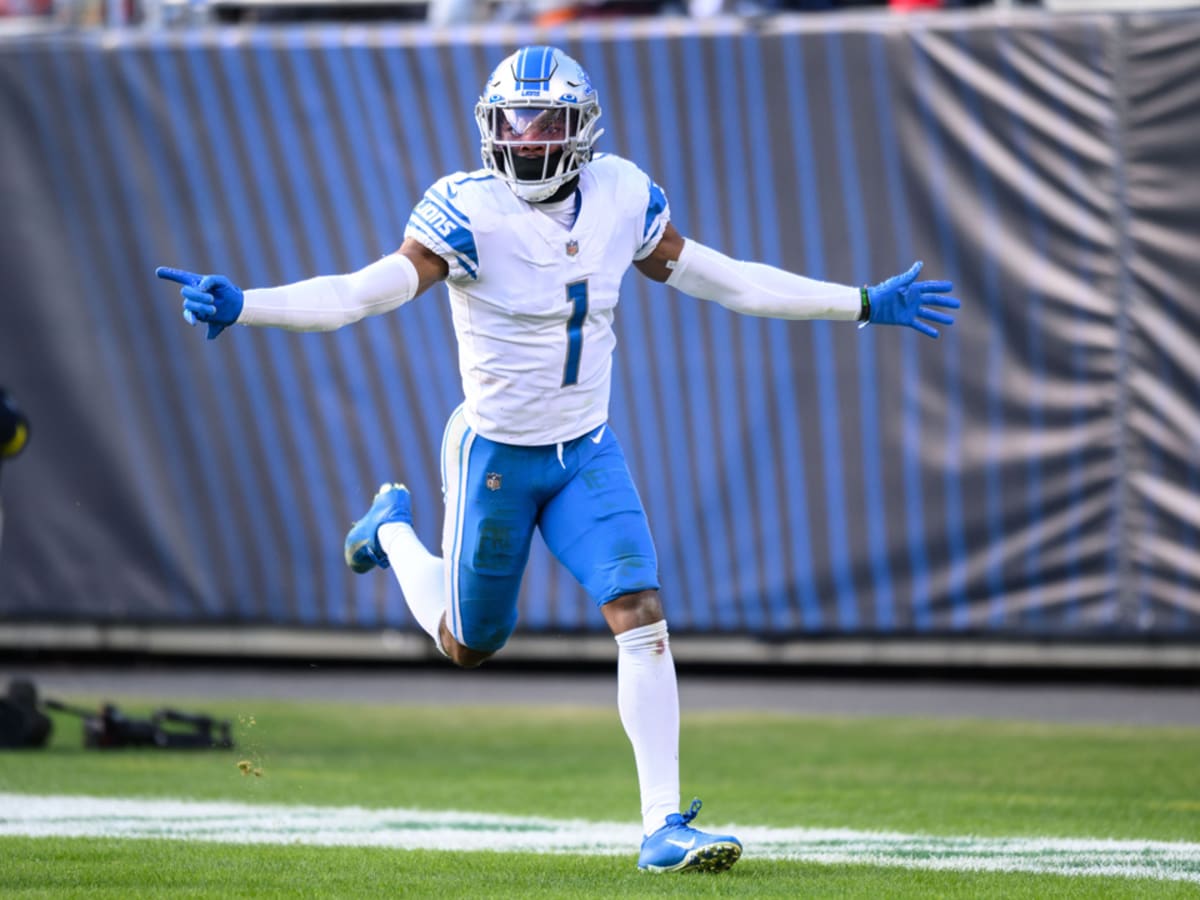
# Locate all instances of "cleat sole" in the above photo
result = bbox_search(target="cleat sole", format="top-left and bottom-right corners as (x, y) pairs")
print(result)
(640, 840), (742, 874)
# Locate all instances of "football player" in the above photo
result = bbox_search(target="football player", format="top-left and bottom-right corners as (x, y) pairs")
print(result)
(157, 45), (958, 873)
(0, 387), (30, 552)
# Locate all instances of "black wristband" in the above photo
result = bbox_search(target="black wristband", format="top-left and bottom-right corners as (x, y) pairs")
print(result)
(858, 285), (871, 322)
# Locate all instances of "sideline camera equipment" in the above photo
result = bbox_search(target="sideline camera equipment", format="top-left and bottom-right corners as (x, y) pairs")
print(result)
(0, 679), (52, 748)
(0, 678), (234, 750)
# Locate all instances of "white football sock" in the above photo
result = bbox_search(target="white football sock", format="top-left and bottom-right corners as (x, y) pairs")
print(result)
(377, 522), (447, 648)
(615, 620), (681, 836)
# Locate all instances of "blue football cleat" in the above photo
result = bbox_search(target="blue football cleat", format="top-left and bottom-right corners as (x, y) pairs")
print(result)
(344, 483), (412, 574)
(637, 799), (742, 873)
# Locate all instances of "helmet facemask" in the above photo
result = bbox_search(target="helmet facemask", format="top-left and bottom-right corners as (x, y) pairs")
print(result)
(477, 103), (602, 202)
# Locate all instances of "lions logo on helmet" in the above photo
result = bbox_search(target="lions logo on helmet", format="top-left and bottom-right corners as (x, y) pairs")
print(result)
(475, 46), (604, 203)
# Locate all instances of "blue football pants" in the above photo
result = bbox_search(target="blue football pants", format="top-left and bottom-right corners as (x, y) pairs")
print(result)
(440, 407), (660, 652)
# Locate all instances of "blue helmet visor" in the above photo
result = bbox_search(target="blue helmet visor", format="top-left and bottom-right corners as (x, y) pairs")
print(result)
(497, 107), (568, 142)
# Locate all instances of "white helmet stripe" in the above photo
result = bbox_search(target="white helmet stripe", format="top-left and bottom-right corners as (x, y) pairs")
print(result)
(515, 45), (553, 88)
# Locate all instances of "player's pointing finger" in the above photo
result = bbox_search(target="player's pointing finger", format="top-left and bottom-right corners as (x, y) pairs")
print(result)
(155, 266), (202, 287)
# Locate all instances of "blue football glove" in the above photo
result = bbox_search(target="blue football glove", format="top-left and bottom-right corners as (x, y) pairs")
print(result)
(867, 261), (960, 339)
(155, 266), (245, 340)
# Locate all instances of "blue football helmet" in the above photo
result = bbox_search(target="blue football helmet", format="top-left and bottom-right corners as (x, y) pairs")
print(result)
(475, 46), (604, 203)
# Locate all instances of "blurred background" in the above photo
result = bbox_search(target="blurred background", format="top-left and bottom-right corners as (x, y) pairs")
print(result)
(0, 0), (1198, 678)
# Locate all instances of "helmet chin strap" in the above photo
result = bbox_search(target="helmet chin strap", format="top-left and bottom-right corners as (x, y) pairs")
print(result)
(499, 149), (577, 203)
(534, 176), (580, 205)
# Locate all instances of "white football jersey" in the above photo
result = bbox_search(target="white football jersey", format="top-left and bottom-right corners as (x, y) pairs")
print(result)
(404, 154), (670, 446)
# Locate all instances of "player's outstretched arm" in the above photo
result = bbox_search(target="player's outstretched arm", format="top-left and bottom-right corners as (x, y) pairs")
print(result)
(637, 225), (959, 338)
(154, 241), (448, 338)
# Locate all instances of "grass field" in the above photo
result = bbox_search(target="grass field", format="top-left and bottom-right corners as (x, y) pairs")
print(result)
(1, 696), (1198, 897)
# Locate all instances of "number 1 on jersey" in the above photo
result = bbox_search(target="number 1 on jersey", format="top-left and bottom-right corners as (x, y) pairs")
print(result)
(562, 280), (588, 387)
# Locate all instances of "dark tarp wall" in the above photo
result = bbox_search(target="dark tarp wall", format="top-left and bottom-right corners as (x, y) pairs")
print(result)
(0, 10), (1197, 639)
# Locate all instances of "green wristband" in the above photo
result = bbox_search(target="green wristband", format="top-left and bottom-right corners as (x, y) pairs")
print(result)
(858, 285), (871, 322)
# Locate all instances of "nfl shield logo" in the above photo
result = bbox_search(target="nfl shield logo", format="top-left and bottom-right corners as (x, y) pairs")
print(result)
(486, 472), (502, 491)
(565, 240), (579, 257)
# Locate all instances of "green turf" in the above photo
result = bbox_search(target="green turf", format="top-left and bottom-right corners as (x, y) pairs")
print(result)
(2, 837), (1198, 899)
(1, 696), (1198, 896)
(4, 700), (1196, 840)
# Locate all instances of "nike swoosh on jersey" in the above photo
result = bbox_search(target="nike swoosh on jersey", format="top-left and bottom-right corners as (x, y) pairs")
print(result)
(666, 837), (697, 849)
(590, 425), (606, 444)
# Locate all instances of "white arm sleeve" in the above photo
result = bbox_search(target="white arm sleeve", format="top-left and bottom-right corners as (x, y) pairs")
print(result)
(237, 253), (420, 332)
(664, 239), (862, 322)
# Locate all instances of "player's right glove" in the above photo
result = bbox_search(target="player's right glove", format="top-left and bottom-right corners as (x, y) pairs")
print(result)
(155, 267), (245, 340)
(866, 261), (959, 339)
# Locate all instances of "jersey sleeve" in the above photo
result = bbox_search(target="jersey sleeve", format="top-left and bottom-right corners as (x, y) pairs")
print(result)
(404, 175), (480, 282)
(633, 176), (671, 261)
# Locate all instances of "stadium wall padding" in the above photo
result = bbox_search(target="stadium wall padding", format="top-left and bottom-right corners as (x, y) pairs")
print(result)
(1, 10), (1197, 638)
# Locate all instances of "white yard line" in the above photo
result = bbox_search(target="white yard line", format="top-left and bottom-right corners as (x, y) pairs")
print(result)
(1, 793), (1198, 884)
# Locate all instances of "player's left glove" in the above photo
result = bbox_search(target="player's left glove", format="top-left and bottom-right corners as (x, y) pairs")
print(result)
(866, 261), (959, 339)
(155, 267), (245, 340)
